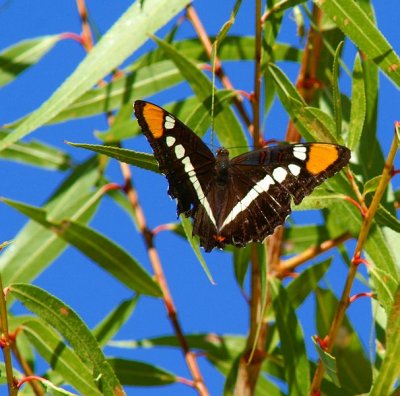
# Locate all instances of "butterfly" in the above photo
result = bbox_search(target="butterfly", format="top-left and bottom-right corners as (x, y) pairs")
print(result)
(134, 100), (350, 252)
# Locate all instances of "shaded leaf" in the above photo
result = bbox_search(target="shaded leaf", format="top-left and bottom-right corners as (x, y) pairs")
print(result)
(68, 143), (159, 173)
(312, 336), (339, 386)
(271, 279), (310, 395)
(0, 0), (191, 151)
(316, 0), (400, 87)
(2, 198), (161, 297)
(332, 41), (344, 139)
(22, 318), (101, 396)
(11, 284), (124, 396)
(0, 35), (60, 88)
(108, 358), (176, 386)
(93, 297), (139, 347)
(348, 54), (366, 150)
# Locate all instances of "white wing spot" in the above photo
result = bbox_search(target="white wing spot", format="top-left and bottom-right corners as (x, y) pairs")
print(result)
(220, 174), (275, 230)
(164, 115), (175, 129)
(293, 145), (307, 153)
(166, 136), (176, 147)
(180, 156), (216, 227)
(293, 151), (307, 161)
(272, 167), (287, 183)
(175, 144), (185, 159)
(288, 164), (301, 176)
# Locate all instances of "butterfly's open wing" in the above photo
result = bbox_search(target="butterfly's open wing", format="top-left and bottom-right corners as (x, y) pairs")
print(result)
(134, 101), (216, 217)
(205, 143), (350, 250)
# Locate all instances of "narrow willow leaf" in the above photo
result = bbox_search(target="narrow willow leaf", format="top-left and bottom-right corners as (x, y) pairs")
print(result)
(312, 336), (339, 386)
(271, 279), (310, 395)
(180, 215), (214, 284)
(332, 41), (344, 139)
(294, 186), (345, 211)
(370, 287), (400, 395)
(223, 354), (241, 396)
(22, 318), (101, 396)
(215, 0), (242, 44)
(233, 245), (251, 288)
(0, 0), (191, 151)
(154, 36), (247, 157)
(50, 60), (183, 125)
(107, 358), (176, 386)
(2, 198), (161, 297)
(93, 297), (138, 347)
(315, 288), (372, 393)
(0, 35), (60, 87)
(68, 143), (159, 173)
(37, 380), (78, 396)
(315, 0), (400, 87)
(11, 284), (124, 396)
(0, 130), (70, 170)
(283, 225), (331, 255)
(268, 64), (338, 143)
(363, 175), (381, 196)
(348, 54), (366, 150)
(375, 204), (400, 233)
(0, 158), (101, 285)
(287, 258), (333, 309)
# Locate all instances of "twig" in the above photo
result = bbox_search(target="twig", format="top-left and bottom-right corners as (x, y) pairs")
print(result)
(277, 232), (352, 278)
(76, 0), (94, 51)
(119, 162), (209, 396)
(310, 129), (399, 394)
(185, 4), (252, 130)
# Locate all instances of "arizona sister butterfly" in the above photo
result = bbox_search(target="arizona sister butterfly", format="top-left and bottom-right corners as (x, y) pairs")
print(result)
(134, 100), (350, 252)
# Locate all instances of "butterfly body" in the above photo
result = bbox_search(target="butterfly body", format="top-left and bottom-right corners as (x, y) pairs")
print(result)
(134, 100), (351, 252)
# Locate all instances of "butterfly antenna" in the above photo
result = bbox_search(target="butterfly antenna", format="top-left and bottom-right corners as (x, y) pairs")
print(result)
(210, 41), (218, 153)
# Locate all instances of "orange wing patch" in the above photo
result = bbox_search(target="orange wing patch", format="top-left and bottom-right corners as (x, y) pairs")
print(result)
(142, 103), (165, 138)
(306, 144), (340, 175)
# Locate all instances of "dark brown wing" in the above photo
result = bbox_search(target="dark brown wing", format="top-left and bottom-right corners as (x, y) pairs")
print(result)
(134, 100), (216, 217)
(200, 143), (350, 251)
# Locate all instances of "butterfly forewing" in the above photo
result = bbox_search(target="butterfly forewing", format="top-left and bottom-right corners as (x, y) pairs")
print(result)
(134, 101), (216, 216)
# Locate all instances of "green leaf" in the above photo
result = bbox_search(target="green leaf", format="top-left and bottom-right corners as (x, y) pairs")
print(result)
(271, 279), (310, 395)
(0, 35), (60, 87)
(332, 41), (344, 139)
(268, 64), (338, 143)
(50, 60), (184, 125)
(2, 198), (161, 297)
(93, 297), (139, 347)
(363, 175), (382, 196)
(108, 358), (176, 386)
(347, 54), (366, 150)
(0, 130), (70, 170)
(0, 158), (101, 285)
(233, 245), (251, 288)
(22, 318), (102, 396)
(214, 0), (242, 44)
(287, 258), (333, 309)
(154, 36), (248, 157)
(0, 0), (191, 151)
(375, 204), (400, 233)
(315, 288), (372, 393)
(312, 336), (339, 386)
(370, 287), (400, 395)
(11, 284), (124, 396)
(180, 215), (214, 283)
(294, 186), (346, 211)
(68, 143), (158, 173)
(315, 0), (400, 88)
(283, 225), (331, 255)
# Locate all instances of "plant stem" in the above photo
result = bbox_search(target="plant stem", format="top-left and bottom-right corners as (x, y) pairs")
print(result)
(310, 131), (399, 394)
(0, 276), (17, 396)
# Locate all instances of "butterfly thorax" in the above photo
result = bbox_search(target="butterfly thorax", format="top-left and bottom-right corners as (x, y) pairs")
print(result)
(215, 148), (230, 187)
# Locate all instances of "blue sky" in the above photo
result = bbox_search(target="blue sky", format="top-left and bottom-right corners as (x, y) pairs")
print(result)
(0, 1), (399, 395)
